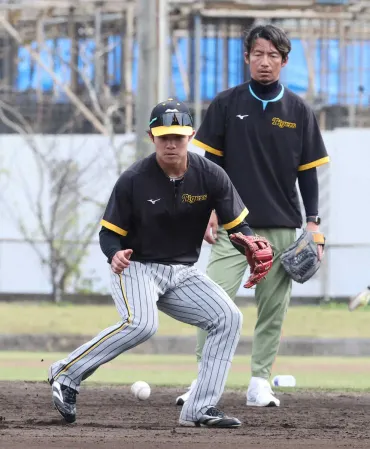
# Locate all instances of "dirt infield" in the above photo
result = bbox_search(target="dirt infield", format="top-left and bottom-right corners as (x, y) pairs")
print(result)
(0, 382), (369, 449)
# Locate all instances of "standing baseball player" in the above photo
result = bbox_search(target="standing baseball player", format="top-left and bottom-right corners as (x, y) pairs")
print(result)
(48, 99), (273, 427)
(176, 24), (329, 408)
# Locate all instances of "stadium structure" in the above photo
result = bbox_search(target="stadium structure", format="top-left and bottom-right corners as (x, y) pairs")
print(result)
(0, 0), (369, 133)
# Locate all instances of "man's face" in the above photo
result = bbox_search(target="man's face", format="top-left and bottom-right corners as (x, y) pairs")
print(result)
(152, 133), (193, 165)
(244, 38), (288, 84)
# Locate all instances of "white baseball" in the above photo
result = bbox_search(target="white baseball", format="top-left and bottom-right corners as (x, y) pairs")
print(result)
(131, 381), (151, 400)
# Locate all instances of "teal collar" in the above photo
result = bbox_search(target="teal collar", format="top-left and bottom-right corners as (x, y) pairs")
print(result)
(249, 84), (285, 111)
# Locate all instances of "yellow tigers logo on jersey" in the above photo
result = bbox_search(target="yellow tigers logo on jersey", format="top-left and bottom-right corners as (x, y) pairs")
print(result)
(182, 193), (208, 204)
(272, 117), (297, 129)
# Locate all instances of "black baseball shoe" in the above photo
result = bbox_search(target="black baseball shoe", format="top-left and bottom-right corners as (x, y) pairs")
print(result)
(51, 380), (77, 423)
(179, 407), (241, 428)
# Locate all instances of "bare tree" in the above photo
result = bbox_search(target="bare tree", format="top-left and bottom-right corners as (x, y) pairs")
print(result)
(0, 13), (134, 175)
(1, 102), (97, 301)
(0, 18), (136, 301)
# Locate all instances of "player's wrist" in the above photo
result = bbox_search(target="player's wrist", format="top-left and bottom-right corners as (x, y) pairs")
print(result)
(306, 215), (321, 225)
(306, 222), (320, 233)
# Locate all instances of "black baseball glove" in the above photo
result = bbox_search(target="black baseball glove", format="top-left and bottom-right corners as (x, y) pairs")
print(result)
(280, 230), (325, 284)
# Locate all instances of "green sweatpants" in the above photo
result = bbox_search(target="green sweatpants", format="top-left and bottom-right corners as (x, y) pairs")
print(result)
(196, 227), (296, 379)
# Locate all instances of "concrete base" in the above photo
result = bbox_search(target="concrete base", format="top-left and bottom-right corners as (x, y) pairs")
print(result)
(1, 334), (370, 357)
(0, 292), (352, 306)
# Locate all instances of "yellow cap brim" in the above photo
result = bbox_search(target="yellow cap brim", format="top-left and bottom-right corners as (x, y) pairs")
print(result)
(151, 125), (194, 137)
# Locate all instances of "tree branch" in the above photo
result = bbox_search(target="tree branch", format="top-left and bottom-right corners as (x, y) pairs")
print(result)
(0, 16), (109, 136)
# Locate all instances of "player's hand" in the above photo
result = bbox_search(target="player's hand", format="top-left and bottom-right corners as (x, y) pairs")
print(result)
(111, 249), (133, 274)
(306, 222), (323, 261)
(204, 210), (218, 244)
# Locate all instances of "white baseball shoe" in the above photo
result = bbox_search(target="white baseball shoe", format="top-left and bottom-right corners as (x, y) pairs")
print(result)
(175, 379), (197, 406)
(246, 376), (280, 407)
(348, 287), (370, 311)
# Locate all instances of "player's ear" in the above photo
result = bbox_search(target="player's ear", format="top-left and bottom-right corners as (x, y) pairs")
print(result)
(281, 55), (289, 68)
(244, 52), (250, 65)
(188, 130), (196, 141)
(147, 130), (155, 143)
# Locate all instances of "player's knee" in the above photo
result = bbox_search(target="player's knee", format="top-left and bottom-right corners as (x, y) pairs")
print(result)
(234, 308), (243, 330)
(225, 306), (243, 334)
(133, 316), (158, 341)
(215, 305), (243, 334)
(141, 322), (158, 341)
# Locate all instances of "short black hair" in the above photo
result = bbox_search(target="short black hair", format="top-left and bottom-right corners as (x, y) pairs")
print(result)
(244, 24), (291, 62)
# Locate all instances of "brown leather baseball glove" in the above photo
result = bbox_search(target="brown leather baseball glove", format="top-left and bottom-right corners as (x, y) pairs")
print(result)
(229, 233), (274, 288)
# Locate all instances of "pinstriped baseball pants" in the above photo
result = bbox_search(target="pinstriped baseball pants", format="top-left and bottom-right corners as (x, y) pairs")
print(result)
(49, 262), (243, 421)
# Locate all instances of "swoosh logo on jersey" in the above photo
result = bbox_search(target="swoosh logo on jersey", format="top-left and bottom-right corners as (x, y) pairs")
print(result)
(236, 114), (249, 120)
(147, 199), (161, 204)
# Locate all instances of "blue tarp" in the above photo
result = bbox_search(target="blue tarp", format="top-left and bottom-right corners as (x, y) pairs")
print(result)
(16, 36), (370, 105)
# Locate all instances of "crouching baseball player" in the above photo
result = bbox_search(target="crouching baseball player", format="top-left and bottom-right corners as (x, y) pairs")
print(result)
(48, 99), (273, 428)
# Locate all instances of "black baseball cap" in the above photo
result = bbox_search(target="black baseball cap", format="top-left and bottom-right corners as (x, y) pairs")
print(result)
(149, 98), (194, 137)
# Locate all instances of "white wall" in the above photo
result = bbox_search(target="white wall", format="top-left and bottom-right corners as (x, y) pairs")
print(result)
(0, 129), (369, 297)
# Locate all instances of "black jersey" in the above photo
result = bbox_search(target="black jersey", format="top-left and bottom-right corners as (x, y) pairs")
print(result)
(194, 81), (329, 229)
(100, 152), (248, 264)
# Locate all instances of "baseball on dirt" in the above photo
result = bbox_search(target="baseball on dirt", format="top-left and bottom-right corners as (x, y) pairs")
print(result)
(131, 381), (151, 400)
